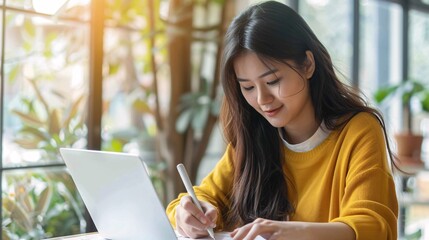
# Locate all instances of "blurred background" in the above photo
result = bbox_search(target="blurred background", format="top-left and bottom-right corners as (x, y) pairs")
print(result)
(0, 0), (428, 239)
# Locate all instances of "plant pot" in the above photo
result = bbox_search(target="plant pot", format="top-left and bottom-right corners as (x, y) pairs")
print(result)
(394, 133), (424, 170)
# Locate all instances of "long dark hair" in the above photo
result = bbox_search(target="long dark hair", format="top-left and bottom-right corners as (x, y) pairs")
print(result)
(219, 1), (396, 229)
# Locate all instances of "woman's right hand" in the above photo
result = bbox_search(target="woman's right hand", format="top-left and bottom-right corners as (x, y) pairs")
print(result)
(175, 195), (217, 238)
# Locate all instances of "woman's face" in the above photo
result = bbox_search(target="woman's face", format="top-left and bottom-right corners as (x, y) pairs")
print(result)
(233, 51), (315, 129)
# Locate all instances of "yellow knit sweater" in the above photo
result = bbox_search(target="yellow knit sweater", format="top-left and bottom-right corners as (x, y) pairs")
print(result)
(166, 112), (398, 239)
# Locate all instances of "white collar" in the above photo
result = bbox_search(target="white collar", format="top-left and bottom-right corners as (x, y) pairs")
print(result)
(279, 121), (331, 152)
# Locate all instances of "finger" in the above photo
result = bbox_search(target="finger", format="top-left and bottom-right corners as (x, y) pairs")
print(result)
(231, 223), (253, 240)
(230, 228), (238, 238)
(183, 226), (210, 239)
(245, 223), (272, 240)
(176, 209), (209, 239)
(200, 202), (217, 227)
(247, 219), (277, 240)
(233, 219), (274, 240)
(180, 196), (212, 226)
(176, 203), (207, 231)
(176, 224), (187, 237)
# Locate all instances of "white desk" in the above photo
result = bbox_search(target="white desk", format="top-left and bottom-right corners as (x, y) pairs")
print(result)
(46, 232), (265, 240)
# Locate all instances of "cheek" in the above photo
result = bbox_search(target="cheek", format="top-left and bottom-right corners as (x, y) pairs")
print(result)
(241, 91), (258, 108)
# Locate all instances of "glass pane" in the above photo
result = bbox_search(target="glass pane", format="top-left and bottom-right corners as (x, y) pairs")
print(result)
(410, 10), (429, 239)
(300, 0), (352, 81)
(6, 0), (32, 8)
(102, 1), (168, 201)
(102, 0), (165, 154)
(248, 0), (290, 5)
(6, 0), (90, 21)
(2, 167), (86, 239)
(105, 0), (147, 29)
(3, 12), (89, 168)
(101, 27), (158, 153)
(411, 7), (429, 167)
(410, 10), (429, 85)
(359, 0), (402, 133)
(0, 11), (2, 58)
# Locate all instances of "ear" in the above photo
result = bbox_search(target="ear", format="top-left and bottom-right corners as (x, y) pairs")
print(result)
(304, 50), (315, 80)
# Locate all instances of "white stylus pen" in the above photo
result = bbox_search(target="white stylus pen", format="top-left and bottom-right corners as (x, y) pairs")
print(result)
(177, 163), (215, 239)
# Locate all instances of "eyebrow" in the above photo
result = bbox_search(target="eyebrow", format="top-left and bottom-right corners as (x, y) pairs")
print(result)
(236, 68), (278, 82)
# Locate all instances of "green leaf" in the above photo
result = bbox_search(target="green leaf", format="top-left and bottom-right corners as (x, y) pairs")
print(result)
(176, 108), (193, 133)
(210, 99), (221, 116)
(14, 138), (40, 149)
(2, 197), (33, 232)
(404, 228), (422, 240)
(109, 63), (120, 75)
(63, 94), (85, 129)
(192, 105), (209, 132)
(23, 18), (36, 38)
(19, 126), (50, 142)
(132, 98), (152, 114)
(11, 110), (45, 127)
(2, 228), (12, 240)
(110, 138), (124, 152)
(411, 81), (424, 93)
(7, 64), (20, 83)
(49, 109), (61, 135)
(211, 0), (226, 4)
(34, 185), (53, 217)
(373, 85), (398, 103)
(403, 91), (412, 103)
(43, 49), (53, 58)
(420, 91), (429, 112)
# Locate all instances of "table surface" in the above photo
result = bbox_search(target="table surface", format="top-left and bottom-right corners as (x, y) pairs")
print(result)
(45, 232), (265, 240)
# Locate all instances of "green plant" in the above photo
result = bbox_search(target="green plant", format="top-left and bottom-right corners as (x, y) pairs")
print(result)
(6, 78), (88, 238)
(404, 228), (422, 240)
(103, 0), (232, 200)
(374, 79), (429, 133)
(11, 78), (86, 161)
(2, 172), (85, 240)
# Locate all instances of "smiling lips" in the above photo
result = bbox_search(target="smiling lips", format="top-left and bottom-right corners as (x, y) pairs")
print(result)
(263, 106), (283, 117)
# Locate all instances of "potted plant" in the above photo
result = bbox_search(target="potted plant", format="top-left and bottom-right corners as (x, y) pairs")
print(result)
(374, 79), (429, 168)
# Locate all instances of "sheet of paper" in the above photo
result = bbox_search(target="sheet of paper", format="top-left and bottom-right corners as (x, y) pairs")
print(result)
(177, 231), (265, 240)
(48, 231), (265, 240)
(177, 232), (231, 240)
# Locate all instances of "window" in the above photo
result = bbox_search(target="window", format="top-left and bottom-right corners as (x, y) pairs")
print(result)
(1, 1), (89, 238)
(300, 0), (353, 82)
(359, 0), (402, 133)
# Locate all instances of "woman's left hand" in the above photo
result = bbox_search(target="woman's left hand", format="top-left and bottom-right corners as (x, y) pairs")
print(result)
(230, 218), (356, 240)
(230, 218), (306, 240)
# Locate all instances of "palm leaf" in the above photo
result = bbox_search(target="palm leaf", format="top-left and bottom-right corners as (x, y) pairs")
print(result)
(13, 138), (40, 149)
(18, 126), (50, 142)
(2, 228), (12, 240)
(11, 110), (45, 127)
(49, 109), (61, 135)
(34, 184), (53, 217)
(63, 94), (85, 129)
(28, 79), (50, 116)
(2, 198), (33, 232)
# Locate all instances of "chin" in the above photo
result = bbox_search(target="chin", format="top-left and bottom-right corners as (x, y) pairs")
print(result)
(266, 120), (286, 128)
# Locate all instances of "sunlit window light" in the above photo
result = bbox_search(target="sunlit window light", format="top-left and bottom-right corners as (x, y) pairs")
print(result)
(306, 0), (330, 8)
(32, 0), (69, 15)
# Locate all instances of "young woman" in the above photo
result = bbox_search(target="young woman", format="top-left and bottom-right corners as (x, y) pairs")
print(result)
(166, 1), (398, 240)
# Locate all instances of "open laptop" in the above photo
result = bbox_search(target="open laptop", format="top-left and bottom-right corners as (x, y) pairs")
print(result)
(60, 148), (264, 240)
(60, 148), (178, 240)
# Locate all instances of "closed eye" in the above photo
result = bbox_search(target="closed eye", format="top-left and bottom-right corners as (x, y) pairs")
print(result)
(241, 85), (254, 91)
(267, 78), (280, 86)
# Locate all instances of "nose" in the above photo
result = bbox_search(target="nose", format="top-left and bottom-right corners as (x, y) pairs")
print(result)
(257, 86), (274, 106)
